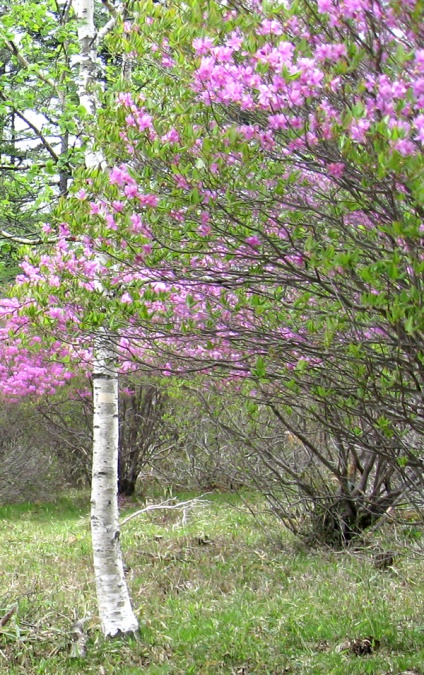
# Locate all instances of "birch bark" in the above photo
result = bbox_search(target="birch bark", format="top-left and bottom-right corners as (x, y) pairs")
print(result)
(72, 0), (139, 636)
(91, 334), (138, 636)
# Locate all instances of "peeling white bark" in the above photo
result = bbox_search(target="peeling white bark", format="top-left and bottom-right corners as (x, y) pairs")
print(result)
(72, 0), (139, 636)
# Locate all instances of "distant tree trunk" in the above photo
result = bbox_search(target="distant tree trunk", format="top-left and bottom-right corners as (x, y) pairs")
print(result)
(118, 469), (137, 497)
(72, 0), (138, 636)
(117, 383), (167, 497)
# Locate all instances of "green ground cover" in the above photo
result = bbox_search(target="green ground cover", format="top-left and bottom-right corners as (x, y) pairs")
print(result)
(0, 492), (422, 674)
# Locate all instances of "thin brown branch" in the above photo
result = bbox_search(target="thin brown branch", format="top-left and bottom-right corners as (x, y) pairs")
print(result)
(0, 605), (16, 629)
(3, 40), (56, 89)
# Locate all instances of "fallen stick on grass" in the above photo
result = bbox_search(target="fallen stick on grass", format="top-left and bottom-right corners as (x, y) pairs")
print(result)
(120, 495), (211, 527)
(0, 605), (16, 629)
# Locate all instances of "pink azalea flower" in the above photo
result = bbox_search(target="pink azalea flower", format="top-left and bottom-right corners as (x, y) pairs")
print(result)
(327, 162), (345, 178)
(193, 37), (214, 55)
(109, 166), (126, 186)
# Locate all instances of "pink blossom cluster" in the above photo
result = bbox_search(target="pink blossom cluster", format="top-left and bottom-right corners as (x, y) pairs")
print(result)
(1, 0), (424, 404)
(189, 2), (424, 157)
(0, 299), (75, 400)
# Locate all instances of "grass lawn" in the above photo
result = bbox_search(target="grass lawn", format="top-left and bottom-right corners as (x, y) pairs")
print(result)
(0, 491), (422, 673)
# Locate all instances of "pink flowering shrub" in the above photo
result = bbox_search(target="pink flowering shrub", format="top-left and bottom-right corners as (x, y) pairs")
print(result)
(3, 0), (424, 540)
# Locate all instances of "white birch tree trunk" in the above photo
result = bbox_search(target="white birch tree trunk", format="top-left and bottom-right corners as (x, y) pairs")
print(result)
(92, 334), (138, 636)
(72, 0), (139, 636)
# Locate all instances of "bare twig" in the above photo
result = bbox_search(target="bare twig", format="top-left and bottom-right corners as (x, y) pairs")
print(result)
(3, 39), (56, 89)
(0, 605), (17, 629)
(365, 492), (408, 536)
(0, 90), (60, 162)
(120, 495), (211, 527)
(0, 229), (57, 245)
